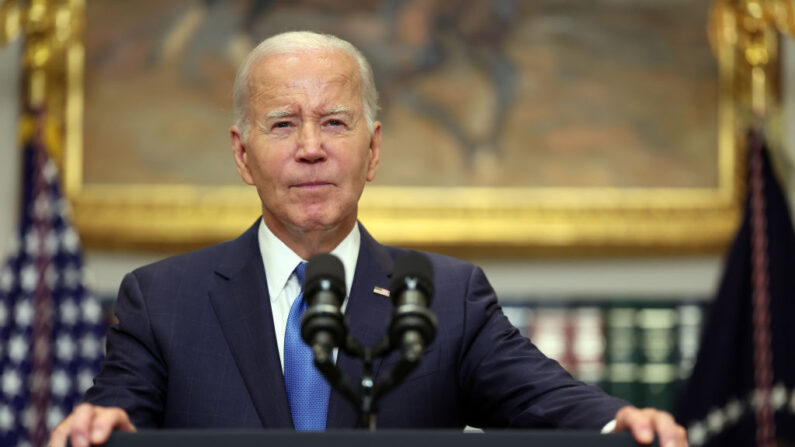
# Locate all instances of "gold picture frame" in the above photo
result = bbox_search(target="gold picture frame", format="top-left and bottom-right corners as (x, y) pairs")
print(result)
(5, 0), (792, 255)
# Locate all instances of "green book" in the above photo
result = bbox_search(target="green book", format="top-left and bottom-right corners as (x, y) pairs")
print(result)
(636, 304), (679, 412)
(604, 305), (640, 405)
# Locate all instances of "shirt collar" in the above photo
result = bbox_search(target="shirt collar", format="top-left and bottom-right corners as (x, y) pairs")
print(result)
(258, 218), (360, 301)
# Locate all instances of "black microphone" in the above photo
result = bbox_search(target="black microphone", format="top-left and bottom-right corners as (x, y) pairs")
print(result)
(388, 251), (437, 362)
(301, 254), (347, 363)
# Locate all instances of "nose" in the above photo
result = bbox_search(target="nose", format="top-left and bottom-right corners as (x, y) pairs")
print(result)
(296, 123), (326, 163)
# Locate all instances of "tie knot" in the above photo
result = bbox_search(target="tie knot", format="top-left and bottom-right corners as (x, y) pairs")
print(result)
(294, 262), (307, 288)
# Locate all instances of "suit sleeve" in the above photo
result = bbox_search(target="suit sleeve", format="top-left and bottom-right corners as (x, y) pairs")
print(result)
(83, 271), (167, 428)
(456, 266), (629, 429)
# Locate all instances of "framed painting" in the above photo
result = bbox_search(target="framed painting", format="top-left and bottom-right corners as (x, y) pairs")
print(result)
(13, 0), (785, 254)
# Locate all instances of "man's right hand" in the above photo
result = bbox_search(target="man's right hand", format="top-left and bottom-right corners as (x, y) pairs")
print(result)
(49, 403), (136, 447)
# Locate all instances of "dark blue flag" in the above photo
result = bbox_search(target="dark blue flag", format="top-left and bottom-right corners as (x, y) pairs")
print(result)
(0, 122), (105, 447)
(676, 131), (795, 447)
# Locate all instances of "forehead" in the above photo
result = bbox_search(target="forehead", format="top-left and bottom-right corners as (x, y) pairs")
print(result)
(247, 49), (362, 109)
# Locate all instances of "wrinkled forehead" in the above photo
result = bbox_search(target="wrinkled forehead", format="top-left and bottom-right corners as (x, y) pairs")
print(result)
(247, 49), (363, 107)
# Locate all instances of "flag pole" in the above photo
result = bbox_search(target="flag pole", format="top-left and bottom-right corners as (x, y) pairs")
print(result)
(1, 3), (103, 447)
(709, 1), (795, 446)
(1, 0), (84, 170)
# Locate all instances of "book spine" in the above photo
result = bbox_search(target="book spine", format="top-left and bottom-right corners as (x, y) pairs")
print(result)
(605, 305), (640, 405)
(636, 305), (679, 412)
(530, 306), (574, 374)
(572, 306), (606, 385)
(676, 303), (703, 382)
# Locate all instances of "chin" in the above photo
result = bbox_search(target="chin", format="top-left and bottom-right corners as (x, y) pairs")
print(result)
(292, 212), (342, 231)
(295, 206), (355, 232)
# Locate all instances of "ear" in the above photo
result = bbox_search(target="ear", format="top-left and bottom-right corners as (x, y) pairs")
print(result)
(365, 122), (381, 182)
(231, 125), (255, 185)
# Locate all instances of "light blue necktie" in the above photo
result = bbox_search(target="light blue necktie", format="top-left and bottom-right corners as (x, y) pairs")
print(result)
(284, 262), (330, 430)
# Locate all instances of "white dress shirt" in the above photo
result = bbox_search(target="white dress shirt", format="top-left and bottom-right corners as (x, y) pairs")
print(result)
(257, 218), (360, 372)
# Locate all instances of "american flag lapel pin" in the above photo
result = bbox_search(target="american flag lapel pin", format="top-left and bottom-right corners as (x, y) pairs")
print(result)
(373, 286), (390, 298)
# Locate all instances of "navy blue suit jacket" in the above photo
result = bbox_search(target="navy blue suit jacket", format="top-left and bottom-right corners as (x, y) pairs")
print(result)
(85, 222), (627, 429)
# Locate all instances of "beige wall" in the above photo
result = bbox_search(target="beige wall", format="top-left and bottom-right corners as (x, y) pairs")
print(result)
(784, 36), (795, 204)
(0, 40), (21, 259)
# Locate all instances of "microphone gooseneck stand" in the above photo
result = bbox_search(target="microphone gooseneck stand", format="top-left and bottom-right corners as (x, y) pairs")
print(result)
(302, 252), (437, 431)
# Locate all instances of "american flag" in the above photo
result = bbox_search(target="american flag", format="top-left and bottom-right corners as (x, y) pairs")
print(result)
(676, 132), (795, 446)
(0, 123), (105, 447)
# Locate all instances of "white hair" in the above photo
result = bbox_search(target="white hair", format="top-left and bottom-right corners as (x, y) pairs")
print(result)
(233, 31), (379, 141)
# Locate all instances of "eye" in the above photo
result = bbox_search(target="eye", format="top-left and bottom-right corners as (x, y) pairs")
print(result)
(273, 121), (291, 129)
(327, 119), (344, 126)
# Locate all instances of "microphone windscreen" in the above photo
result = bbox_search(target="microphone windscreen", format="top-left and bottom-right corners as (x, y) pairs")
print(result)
(390, 251), (434, 297)
(306, 253), (346, 297)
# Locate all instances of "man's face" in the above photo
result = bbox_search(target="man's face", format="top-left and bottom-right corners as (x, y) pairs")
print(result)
(231, 49), (380, 237)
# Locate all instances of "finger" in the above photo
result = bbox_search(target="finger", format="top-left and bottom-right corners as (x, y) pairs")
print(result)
(89, 407), (136, 444)
(651, 411), (688, 447)
(67, 404), (96, 447)
(48, 414), (73, 447)
(615, 406), (654, 444)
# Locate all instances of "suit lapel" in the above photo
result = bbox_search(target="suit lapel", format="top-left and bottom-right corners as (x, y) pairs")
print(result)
(208, 222), (293, 429)
(326, 224), (394, 429)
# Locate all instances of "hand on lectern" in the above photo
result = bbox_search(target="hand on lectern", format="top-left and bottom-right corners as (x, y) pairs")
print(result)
(613, 406), (687, 447)
(48, 403), (136, 447)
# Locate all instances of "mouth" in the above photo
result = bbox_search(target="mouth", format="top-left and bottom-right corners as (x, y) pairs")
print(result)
(292, 181), (334, 190)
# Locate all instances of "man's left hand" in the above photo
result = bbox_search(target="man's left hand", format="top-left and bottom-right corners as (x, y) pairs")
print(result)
(613, 406), (688, 447)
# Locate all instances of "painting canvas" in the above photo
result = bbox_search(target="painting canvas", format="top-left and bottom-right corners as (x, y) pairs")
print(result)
(84, 0), (717, 189)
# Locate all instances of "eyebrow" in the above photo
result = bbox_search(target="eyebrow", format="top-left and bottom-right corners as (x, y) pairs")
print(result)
(265, 106), (352, 119)
(266, 110), (292, 119)
(322, 106), (352, 116)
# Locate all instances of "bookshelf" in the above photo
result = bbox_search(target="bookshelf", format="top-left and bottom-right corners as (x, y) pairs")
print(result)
(502, 298), (707, 413)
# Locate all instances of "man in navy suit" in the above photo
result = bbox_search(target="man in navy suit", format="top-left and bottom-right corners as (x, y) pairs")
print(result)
(50, 31), (687, 447)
